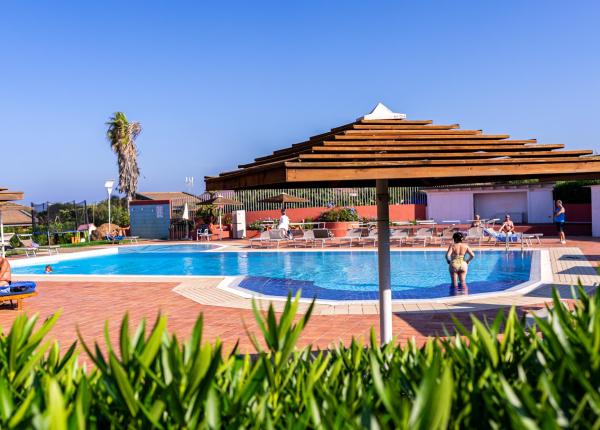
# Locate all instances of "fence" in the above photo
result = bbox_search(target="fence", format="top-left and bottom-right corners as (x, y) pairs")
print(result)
(193, 187), (426, 213)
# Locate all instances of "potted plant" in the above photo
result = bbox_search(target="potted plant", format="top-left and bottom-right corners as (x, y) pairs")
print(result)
(319, 207), (360, 237)
(246, 220), (265, 239)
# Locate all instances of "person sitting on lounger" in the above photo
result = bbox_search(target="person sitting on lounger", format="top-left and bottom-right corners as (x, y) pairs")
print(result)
(499, 214), (515, 234)
(471, 215), (482, 228)
(0, 256), (12, 286)
(445, 232), (475, 290)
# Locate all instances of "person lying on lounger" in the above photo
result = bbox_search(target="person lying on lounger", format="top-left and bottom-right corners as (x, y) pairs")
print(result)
(499, 214), (515, 234)
(0, 256), (12, 286)
(471, 214), (482, 228)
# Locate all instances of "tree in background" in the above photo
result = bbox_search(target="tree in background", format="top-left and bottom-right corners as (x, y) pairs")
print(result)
(89, 197), (130, 227)
(106, 112), (142, 208)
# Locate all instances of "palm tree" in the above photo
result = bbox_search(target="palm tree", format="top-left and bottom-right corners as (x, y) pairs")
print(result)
(105, 112), (142, 208)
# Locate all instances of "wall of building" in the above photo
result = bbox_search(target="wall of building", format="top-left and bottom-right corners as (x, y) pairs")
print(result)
(244, 204), (426, 224)
(592, 186), (600, 237)
(130, 200), (171, 240)
(474, 192), (528, 222)
(426, 192), (473, 222)
(527, 188), (555, 223)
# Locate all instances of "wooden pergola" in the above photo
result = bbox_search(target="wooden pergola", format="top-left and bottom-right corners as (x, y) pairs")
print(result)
(205, 106), (600, 343)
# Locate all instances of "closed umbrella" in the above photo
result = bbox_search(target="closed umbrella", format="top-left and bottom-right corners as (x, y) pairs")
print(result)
(182, 202), (190, 239)
(198, 195), (243, 240)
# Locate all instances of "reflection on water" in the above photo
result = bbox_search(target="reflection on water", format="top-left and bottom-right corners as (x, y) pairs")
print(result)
(449, 284), (469, 296)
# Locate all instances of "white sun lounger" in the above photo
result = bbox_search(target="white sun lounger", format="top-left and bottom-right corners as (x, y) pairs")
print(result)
(359, 229), (378, 247)
(249, 230), (270, 248)
(16, 237), (60, 257)
(410, 227), (434, 247)
(292, 230), (316, 248)
(264, 229), (289, 248)
(390, 228), (409, 246)
(337, 228), (363, 247)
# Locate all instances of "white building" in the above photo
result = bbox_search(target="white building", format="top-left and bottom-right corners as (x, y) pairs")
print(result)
(591, 185), (600, 237)
(423, 183), (555, 224)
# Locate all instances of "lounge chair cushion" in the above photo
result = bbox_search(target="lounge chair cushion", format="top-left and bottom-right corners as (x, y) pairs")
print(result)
(0, 281), (37, 296)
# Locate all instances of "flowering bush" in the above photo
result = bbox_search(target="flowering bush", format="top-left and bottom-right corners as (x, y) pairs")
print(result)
(319, 207), (360, 222)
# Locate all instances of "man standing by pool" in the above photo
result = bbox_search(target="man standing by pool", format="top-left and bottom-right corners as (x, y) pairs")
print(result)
(278, 208), (291, 239)
(554, 200), (566, 244)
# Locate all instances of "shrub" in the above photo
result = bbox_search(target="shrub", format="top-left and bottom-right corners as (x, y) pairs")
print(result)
(319, 207), (360, 222)
(247, 220), (264, 230)
(1, 286), (600, 427)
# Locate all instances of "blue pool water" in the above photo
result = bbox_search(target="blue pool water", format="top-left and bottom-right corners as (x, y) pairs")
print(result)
(13, 245), (533, 300)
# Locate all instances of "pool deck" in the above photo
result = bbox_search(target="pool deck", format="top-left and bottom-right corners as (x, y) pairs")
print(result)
(1, 237), (599, 355)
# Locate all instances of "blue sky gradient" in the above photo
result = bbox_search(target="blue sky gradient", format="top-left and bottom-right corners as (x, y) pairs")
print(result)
(1, 1), (599, 202)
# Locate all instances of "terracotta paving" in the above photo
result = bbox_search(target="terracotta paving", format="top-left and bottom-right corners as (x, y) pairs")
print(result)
(0, 236), (598, 364)
(0, 279), (522, 358)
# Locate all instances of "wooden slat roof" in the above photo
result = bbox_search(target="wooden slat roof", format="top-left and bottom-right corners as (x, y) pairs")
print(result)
(205, 117), (600, 190)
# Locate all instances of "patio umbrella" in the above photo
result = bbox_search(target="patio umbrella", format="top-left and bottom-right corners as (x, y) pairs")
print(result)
(198, 195), (243, 240)
(205, 103), (600, 343)
(0, 190), (25, 258)
(258, 192), (309, 209)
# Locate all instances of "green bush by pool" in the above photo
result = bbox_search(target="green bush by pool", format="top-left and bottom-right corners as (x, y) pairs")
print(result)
(0, 285), (598, 428)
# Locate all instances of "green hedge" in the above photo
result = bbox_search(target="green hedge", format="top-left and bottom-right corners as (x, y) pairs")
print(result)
(1, 286), (599, 428)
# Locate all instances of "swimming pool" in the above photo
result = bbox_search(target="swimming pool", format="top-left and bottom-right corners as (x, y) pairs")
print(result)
(12, 244), (535, 300)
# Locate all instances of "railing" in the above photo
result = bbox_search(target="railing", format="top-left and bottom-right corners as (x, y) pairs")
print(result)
(196, 187), (426, 213)
(165, 187), (426, 226)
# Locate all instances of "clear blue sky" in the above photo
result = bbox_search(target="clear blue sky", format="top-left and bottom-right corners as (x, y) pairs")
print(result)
(2, 0), (599, 203)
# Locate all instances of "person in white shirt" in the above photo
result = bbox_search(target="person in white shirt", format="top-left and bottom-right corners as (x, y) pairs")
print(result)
(278, 209), (290, 238)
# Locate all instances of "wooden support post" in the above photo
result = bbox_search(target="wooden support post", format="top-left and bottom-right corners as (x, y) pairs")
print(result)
(376, 179), (392, 344)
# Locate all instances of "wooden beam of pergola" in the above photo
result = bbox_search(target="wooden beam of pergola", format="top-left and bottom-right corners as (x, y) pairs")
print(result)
(206, 117), (600, 190)
(204, 113), (600, 345)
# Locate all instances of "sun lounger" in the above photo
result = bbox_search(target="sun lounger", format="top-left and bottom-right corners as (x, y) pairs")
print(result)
(0, 232), (14, 248)
(522, 233), (544, 247)
(249, 230), (270, 248)
(390, 228), (409, 246)
(337, 228), (363, 247)
(105, 234), (125, 244)
(484, 228), (522, 248)
(264, 229), (288, 248)
(291, 230), (316, 248)
(438, 227), (457, 247)
(409, 227), (434, 247)
(359, 229), (378, 246)
(312, 228), (334, 248)
(15, 237), (60, 257)
(0, 281), (37, 310)
(465, 227), (485, 246)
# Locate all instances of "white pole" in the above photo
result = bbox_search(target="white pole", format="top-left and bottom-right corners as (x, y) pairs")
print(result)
(108, 190), (112, 232)
(376, 179), (393, 344)
(0, 211), (5, 258)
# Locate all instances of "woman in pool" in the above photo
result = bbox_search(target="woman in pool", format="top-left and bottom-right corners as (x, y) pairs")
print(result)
(445, 232), (475, 290)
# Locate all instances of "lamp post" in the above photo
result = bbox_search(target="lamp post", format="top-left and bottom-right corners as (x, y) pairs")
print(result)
(104, 180), (115, 231)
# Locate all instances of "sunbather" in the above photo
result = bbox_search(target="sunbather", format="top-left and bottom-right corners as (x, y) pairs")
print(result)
(499, 214), (515, 234)
(471, 215), (482, 228)
(445, 232), (475, 289)
(0, 256), (11, 286)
